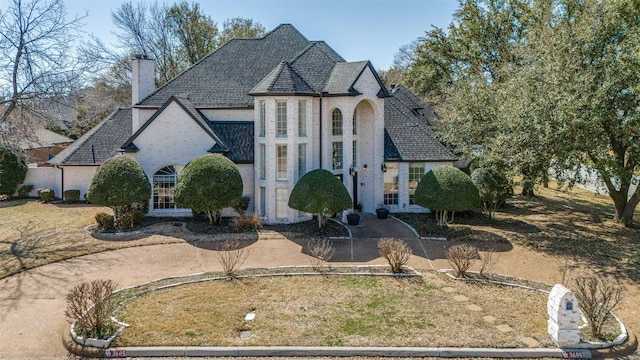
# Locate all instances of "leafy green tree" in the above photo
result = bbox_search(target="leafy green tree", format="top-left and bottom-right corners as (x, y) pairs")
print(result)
(406, 0), (640, 226)
(519, 0), (640, 226)
(218, 17), (266, 46)
(413, 165), (480, 226)
(0, 146), (28, 197)
(471, 166), (513, 218)
(86, 156), (151, 228)
(288, 169), (352, 228)
(174, 154), (243, 225)
(166, 1), (218, 65)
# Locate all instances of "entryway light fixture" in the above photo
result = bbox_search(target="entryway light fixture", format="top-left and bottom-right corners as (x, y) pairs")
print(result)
(381, 163), (387, 172)
(349, 166), (356, 177)
(363, 164), (368, 172)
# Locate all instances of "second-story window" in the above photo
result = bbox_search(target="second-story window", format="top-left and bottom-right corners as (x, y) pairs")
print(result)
(332, 108), (343, 136)
(352, 111), (357, 135)
(276, 100), (287, 137)
(276, 144), (287, 180)
(259, 100), (265, 137)
(298, 100), (307, 137)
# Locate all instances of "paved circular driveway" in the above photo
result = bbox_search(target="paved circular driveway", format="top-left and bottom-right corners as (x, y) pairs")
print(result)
(0, 216), (637, 359)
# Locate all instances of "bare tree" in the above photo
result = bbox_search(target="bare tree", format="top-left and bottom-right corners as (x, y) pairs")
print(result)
(0, 0), (89, 150)
(65, 279), (118, 339)
(216, 240), (248, 277)
(574, 276), (623, 340)
(307, 237), (335, 271)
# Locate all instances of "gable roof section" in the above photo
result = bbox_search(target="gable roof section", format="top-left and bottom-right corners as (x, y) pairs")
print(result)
(138, 24), (312, 108)
(384, 85), (456, 162)
(121, 96), (226, 152)
(49, 108), (132, 166)
(323, 61), (390, 97)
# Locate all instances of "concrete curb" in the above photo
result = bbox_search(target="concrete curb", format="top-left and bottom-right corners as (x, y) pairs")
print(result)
(97, 346), (592, 358)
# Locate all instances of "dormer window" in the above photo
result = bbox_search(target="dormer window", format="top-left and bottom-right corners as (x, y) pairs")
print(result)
(332, 109), (343, 136)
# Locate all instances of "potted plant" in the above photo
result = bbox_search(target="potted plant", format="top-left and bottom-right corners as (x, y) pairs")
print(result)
(376, 203), (389, 219)
(347, 207), (360, 225)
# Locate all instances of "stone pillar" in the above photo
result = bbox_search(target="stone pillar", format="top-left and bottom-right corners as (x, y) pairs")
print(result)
(548, 284), (581, 348)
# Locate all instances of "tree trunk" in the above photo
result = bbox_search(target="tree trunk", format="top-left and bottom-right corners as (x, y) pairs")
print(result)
(521, 184), (536, 197)
(602, 172), (639, 228)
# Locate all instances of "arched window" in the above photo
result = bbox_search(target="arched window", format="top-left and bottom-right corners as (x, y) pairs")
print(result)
(153, 165), (177, 209)
(332, 109), (343, 136)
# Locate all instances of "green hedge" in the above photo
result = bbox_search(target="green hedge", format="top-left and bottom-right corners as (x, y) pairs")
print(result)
(0, 146), (28, 196)
(413, 165), (480, 212)
(37, 188), (56, 203)
(64, 190), (81, 203)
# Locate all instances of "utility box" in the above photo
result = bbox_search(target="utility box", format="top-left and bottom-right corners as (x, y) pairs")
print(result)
(548, 284), (581, 347)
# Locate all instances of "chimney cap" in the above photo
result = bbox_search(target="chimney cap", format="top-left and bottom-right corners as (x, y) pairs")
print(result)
(133, 54), (152, 60)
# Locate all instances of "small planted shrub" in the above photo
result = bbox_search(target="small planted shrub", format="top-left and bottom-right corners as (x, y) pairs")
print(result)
(574, 276), (623, 340)
(307, 237), (336, 271)
(65, 279), (119, 339)
(233, 196), (251, 216)
(232, 212), (262, 232)
(378, 237), (412, 273)
(95, 212), (115, 230)
(63, 190), (81, 203)
(447, 244), (478, 277)
(37, 188), (55, 202)
(17, 184), (34, 198)
(216, 240), (248, 277)
(479, 249), (500, 276)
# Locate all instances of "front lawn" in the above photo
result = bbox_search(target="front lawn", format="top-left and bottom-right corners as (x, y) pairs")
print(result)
(114, 270), (552, 348)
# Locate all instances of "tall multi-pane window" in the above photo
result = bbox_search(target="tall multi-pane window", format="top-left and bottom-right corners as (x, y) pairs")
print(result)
(276, 145), (287, 180)
(298, 100), (307, 137)
(352, 112), (357, 135)
(298, 143), (307, 180)
(276, 101), (287, 137)
(352, 141), (357, 167)
(258, 100), (266, 137)
(409, 163), (425, 204)
(276, 188), (288, 219)
(260, 187), (266, 216)
(332, 141), (343, 170)
(332, 109), (343, 136)
(259, 144), (266, 180)
(383, 163), (399, 205)
(153, 166), (177, 209)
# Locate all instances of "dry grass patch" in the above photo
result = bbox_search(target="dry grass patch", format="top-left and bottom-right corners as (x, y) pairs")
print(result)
(0, 200), (181, 279)
(114, 271), (552, 348)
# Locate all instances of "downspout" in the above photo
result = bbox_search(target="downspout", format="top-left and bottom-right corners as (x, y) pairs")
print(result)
(319, 92), (327, 169)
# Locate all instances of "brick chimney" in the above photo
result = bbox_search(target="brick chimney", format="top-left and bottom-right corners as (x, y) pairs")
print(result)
(131, 55), (155, 132)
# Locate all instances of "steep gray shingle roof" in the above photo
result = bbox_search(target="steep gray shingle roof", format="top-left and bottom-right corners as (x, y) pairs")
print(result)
(384, 85), (457, 162)
(49, 108), (132, 166)
(138, 24), (312, 108)
(208, 121), (254, 163)
(249, 62), (315, 95)
(323, 61), (368, 95)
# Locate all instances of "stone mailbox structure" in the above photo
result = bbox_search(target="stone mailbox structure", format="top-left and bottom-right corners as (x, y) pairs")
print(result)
(548, 284), (581, 348)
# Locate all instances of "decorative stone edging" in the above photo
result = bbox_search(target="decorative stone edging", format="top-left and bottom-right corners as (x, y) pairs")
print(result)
(439, 269), (629, 350)
(71, 317), (129, 349)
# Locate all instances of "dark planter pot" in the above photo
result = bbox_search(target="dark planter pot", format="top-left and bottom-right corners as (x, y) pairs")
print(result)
(376, 208), (389, 219)
(347, 213), (360, 225)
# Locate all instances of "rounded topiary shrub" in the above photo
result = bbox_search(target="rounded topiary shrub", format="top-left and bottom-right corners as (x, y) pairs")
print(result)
(86, 156), (151, 228)
(288, 169), (352, 228)
(413, 165), (480, 226)
(174, 154), (243, 225)
(63, 190), (81, 203)
(0, 146), (28, 197)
